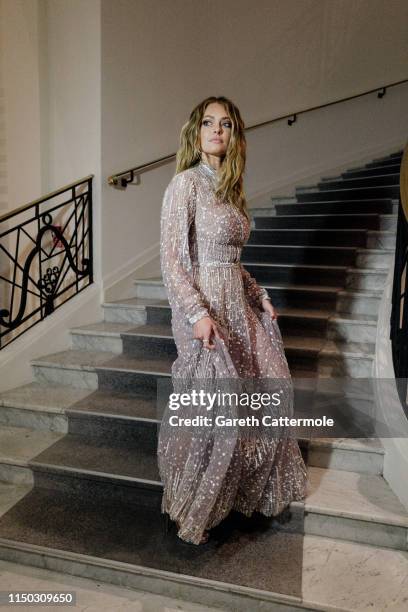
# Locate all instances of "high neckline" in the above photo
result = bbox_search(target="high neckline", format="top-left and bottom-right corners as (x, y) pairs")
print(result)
(198, 159), (219, 177)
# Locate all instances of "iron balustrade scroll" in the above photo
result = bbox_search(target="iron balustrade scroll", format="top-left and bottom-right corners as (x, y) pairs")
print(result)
(0, 175), (94, 350)
(390, 142), (408, 411)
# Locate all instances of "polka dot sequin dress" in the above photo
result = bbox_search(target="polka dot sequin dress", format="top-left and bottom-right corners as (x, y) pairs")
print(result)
(157, 159), (310, 544)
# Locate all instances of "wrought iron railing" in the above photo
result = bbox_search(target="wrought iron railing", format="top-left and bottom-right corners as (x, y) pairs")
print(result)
(390, 142), (408, 407)
(0, 175), (94, 350)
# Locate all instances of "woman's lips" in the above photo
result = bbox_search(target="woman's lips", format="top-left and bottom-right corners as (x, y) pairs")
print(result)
(210, 139), (223, 143)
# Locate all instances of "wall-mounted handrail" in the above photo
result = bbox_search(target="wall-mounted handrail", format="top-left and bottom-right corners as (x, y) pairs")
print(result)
(107, 77), (408, 189)
(0, 175), (94, 350)
(390, 139), (408, 412)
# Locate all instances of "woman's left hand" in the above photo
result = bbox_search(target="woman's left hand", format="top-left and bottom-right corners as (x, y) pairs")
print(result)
(261, 298), (278, 320)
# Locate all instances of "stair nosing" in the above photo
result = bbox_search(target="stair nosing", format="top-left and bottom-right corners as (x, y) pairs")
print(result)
(24, 457), (408, 528)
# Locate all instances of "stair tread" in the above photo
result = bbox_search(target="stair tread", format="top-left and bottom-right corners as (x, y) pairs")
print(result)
(0, 385), (157, 421)
(0, 481), (33, 519)
(28, 435), (408, 526)
(31, 349), (119, 370)
(277, 197), (395, 204)
(306, 466), (408, 526)
(320, 340), (375, 357)
(347, 267), (389, 275)
(245, 244), (358, 251)
(251, 227), (369, 233)
(0, 382), (92, 413)
(70, 321), (144, 336)
(241, 262), (349, 270)
(355, 247), (394, 254)
(0, 425), (63, 465)
(104, 298), (334, 319)
(1, 484), (408, 609)
(309, 437), (384, 453)
(135, 277), (343, 292)
(254, 213), (395, 218)
(328, 312), (378, 324)
(31, 332), (362, 375)
(339, 287), (383, 297)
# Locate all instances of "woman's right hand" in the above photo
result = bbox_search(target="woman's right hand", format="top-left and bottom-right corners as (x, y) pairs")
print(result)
(193, 316), (224, 349)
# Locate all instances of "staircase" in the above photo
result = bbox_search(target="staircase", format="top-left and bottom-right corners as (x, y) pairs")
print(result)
(0, 150), (407, 611)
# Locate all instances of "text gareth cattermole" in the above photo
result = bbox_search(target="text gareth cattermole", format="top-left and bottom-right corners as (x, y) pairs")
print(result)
(168, 390), (283, 411)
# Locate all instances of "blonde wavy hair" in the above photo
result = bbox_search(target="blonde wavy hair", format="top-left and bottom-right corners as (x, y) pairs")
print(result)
(175, 96), (250, 221)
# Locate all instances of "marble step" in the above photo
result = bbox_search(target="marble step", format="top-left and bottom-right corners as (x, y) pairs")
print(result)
(322, 164), (401, 180)
(316, 174), (399, 190)
(33, 325), (376, 393)
(65, 391), (384, 474)
(307, 438), (384, 475)
(67, 322), (324, 371)
(366, 230), (396, 249)
(354, 247), (393, 269)
(366, 157), (403, 168)
(317, 340), (375, 377)
(0, 383), (93, 432)
(241, 244), (357, 266)
(0, 382), (383, 476)
(0, 425), (63, 484)
(274, 199), (395, 216)
(133, 277), (342, 310)
(345, 267), (388, 291)
(303, 466), (408, 550)
(375, 150), (403, 160)
(346, 163), (401, 176)
(1, 487), (408, 612)
(295, 186), (400, 201)
(103, 297), (333, 337)
(9, 433), (406, 550)
(31, 349), (120, 390)
(236, 262), (348, 286)
(326, 312), (377, 343)
(252, 212), (396, 231)
(336, 288), (383, 316)
(248, 228), (369, 247)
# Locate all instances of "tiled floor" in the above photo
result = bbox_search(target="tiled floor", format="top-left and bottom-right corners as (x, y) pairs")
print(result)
(0, 559), (225, 612)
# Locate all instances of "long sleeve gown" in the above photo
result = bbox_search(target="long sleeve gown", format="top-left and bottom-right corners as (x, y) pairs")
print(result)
(157, 158), (309, 544)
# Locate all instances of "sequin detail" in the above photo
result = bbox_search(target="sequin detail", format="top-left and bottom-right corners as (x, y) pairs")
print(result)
(158, 160), (309, 544)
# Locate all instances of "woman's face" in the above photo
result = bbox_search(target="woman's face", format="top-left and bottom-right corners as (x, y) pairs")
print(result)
(199, 102), (232, 159)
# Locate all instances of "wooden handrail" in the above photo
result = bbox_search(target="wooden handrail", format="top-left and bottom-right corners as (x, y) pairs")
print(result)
(107, 77), (408, 188)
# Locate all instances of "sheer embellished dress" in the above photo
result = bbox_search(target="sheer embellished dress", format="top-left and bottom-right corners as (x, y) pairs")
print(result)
(157, 159), (309, 545)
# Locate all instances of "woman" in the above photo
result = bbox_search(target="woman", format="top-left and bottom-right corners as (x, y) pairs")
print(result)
(157, 96), (309, 545)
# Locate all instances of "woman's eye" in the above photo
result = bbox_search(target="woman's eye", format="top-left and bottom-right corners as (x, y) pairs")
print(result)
(202, 120), (232, 128)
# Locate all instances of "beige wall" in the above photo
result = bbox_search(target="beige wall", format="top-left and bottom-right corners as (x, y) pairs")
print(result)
(0, 0), (7, 213)
(1, 0), (408, 293)
(1, 0), (43, 210)
(100, 0), (408, 297)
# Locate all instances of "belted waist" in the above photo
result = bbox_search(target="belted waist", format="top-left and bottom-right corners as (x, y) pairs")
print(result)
(192, 262), (240, 267)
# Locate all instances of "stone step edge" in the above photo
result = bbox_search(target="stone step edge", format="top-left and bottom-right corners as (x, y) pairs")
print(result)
(27, 462), (408, 530)
(322, 171), (401, 181)
(69, 317), (376, 345)
(0, 537), (344, 612)
(250, 228), (375, 234)
(31, 336), (376, 370)
(253, 213), (396, 218)
(346, 267), (389, 275)
(243, 245), (394, 255)
(276, 195), (397, 202)
(0, 387), (378, 424)
(245, 244), (359, 252)
(102, 303), (334, 320)
(133, 278), (344, 293)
